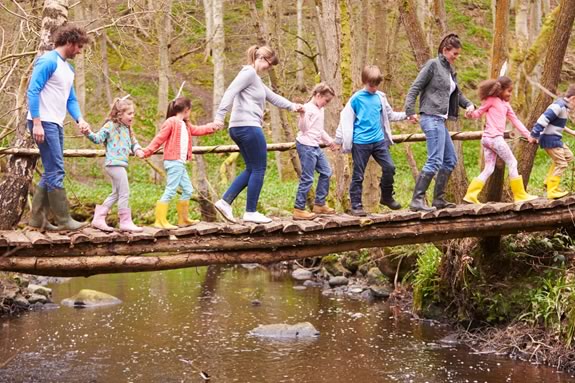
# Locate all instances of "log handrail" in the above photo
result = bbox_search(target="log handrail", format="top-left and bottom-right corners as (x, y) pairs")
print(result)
(0, 131), (512, 157)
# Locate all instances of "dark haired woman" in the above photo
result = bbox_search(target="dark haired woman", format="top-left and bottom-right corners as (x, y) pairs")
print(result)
(404, 33), (475, 212)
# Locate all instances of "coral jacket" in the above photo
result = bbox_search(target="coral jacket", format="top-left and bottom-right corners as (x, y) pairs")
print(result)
(142, 116), (215, 161)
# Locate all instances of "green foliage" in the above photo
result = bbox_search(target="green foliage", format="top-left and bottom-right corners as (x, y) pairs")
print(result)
(412, 246), (442, 311)
(520, 272), (575, 346)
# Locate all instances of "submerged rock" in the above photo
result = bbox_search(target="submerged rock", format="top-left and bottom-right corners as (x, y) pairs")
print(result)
(369, 285), (392, 299)
(328, 276), (349, 287)
(291, 269), (313, 281)
(61, 289), (121, 308)
(249, 322), (320, 339)
(28, 293), (48, 304)
(27, 284), (52, 298)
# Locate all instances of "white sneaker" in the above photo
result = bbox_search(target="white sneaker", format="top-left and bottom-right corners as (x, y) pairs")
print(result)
(215, 199), (236, 223)
(243, 211), (272, 224)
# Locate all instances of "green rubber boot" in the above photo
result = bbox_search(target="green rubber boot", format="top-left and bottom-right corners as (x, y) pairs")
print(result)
(47, 188), (88, 231)
(28, 186), (57, 231)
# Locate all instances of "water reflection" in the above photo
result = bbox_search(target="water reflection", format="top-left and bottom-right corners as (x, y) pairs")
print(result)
(0, 267), (574, 382)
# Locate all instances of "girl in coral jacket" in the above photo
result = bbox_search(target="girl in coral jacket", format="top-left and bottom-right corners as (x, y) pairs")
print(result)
(142, 97), (218, 229)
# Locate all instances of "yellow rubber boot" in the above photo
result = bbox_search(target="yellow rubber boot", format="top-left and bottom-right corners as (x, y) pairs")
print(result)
(547, 175), (569, 199)
(153, 201), (178, 229)
(544, 164), (555, 186)
(176, 200), (199, 226)
(510, 176), (538, 202)
(463, 178), (485, 204)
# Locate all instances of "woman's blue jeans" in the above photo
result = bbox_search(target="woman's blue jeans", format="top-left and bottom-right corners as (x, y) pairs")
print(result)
(419, 114), (457, 174)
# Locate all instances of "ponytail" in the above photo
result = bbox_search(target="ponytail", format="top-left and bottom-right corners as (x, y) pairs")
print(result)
(166, 97), (192, 119)
(477, 76), (513, 100)
(437, 33), (461, 55)
(246, 44), (278, 66)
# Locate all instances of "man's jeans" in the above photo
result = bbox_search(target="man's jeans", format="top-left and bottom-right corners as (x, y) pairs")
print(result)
(28, 120), (65, 191)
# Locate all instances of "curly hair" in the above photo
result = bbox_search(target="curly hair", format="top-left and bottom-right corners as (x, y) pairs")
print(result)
(52, 25), (90, 47)
(477, 76), (513, 100)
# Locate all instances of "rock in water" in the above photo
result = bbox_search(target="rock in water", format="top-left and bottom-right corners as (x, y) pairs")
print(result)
(291, 269), (313, 281)
(249, 322), (320, 339)
(61, 289), (122, 308)
(328, 276), (349, 287)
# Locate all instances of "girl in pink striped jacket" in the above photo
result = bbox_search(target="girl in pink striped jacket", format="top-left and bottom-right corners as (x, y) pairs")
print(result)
(463, 76), (538, 204)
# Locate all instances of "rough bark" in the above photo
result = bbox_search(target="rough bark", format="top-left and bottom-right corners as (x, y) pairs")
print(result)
(74, 2), (86, 111)
(399, 0), (432, 68)
(0, 0), (69, 230)
(314, 0), (347, 208)
(211, 0), (225, 115)
(296, 0), (306, 91)
(202, 0), (213, 59)
(515, 0), (575, 185)
(153, 0), (172, 183)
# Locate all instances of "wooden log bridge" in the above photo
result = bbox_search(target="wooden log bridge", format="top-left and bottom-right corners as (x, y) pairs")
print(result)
(1, 196), (575, 277)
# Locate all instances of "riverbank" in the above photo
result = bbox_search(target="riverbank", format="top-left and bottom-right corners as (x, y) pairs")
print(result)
(0, 273), (59, 316)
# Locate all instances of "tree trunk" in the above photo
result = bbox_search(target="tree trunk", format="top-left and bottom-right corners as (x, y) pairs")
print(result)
(0, 0), (69, 229)
(100, 31), (113, 106)
(515, 0), (575, 185)
(74, 2), (86, 111)
(432, 0), (447, 35)
(191, 137), (217, 222)
(202, 0), (213, 59)
(314, 0), (348, 209)
(399, 0), (432, 68)
(153, 0), (172, 184)
(211, 0), (225, 114)
(296, 0), (306, 92)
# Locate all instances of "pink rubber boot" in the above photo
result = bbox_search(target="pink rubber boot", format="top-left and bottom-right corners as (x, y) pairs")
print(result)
(119, 208), (143, 232)
(91, 205), (114, 232)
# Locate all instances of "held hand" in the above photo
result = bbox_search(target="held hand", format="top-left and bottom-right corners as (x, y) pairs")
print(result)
(406, 114), (419, 124)
(80, 125), (91, 135)
(464, 111), (472, 119)
(213, 121), (225, 131)
(135, 149), (145, 158)
(32, 123), (45, 144)
(294, 104), (305, 114)
(331, 143), (342, 152)
(78, 118), (91, 133)
(466, 104), (475, 114)
(528, 136), (538, 145)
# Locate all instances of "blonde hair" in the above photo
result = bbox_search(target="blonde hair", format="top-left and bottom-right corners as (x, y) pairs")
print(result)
(310, 83), (335, 101)
(246, 45), (279, 66)
(107, 98), (134, 124)
(361, 65), (383, 86)
(107, 98), (136, 142)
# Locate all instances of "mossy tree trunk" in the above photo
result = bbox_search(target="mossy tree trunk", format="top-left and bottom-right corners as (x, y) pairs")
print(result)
(0, 0), (68, 229)
(515, 0), (575, 185)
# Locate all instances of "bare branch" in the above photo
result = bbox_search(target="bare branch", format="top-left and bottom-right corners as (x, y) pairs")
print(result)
(0, 51), (37, 65)
(171, 45), (204, 64)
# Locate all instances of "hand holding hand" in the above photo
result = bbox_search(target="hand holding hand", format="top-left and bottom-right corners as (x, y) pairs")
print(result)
(466, 104), (475, 114)
(32, 122), (44, 144)
(294, 104), (305, 114)
(528, 136), (538, 145)
(78, 118), (90, 133)
(330, 143), (341, 152)
(213, 121), (225, 131)
(406, 114), (418, 124)
(80, 125), (91, 135)
(135, 149), (145, 158)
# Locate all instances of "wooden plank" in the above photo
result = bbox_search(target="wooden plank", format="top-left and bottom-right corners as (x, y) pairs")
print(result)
(316, 217), (340, 229)
(70, 230), (90, 245)
(127, 229), (155, 243)
(23, 231), (51, 245)
(193, 222), (223, 236)
(221, 224), (251, 235)
(387, 211), (422, 222)
(514, 200), (535, 211)
(329, 214), (361, 227)
(369, 213), (391, 224)
(2, 231), (33, 248)
(531, 198), (553, 210)
(292, 220), (324, 232)
(247, 223), (266, 234)
(173, 225), (200, 237)
(142, 226), (169, 238)
(81, 227), (117, 243)
(262, 221), (285, 233)
(43, 231), (71, 244)
(282, 221), (301, 233)
(475, 204), (498, 215)
(0, 232), (9, 247)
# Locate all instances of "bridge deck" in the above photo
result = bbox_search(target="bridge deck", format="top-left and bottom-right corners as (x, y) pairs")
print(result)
(1, 196), (574, 276)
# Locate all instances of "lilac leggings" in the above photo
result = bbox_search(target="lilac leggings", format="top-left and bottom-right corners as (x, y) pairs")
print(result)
(477, 136), (519, 182)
